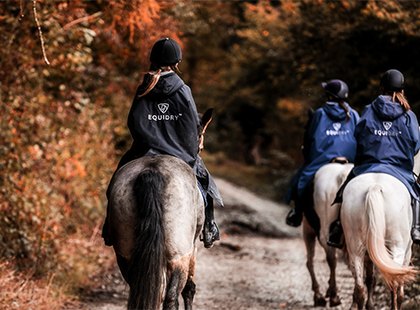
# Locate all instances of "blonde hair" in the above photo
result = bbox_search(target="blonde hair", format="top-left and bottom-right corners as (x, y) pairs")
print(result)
(391, 90), (410, 111)
(138, 63), (181, 97)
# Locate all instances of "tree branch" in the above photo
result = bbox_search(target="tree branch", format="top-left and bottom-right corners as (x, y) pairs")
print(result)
(32, 0), (50, 66)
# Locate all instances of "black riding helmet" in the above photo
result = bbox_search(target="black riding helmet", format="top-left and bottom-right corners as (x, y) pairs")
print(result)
(321, 79), (349, 100)
(380, 69), (404, 92)
(150, 37), (182, 67)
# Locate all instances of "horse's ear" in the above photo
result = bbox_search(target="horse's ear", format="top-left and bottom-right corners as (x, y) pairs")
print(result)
(201, 108), (214, 133)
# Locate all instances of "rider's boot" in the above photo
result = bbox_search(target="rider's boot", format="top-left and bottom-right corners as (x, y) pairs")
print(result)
(332, 169), (355, 205)
(411, 198), (420, 244)
(202, 197), (220, 248)
(286, 207), (303, 227)
(327, 219), (344, 249)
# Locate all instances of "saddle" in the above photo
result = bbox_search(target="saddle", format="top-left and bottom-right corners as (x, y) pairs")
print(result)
(330, 156), (349, 164)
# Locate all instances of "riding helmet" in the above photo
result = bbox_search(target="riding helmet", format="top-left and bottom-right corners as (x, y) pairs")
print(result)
(321, 79), (349, 100)
(380, 69), (404, 91)
(150, 37), (182, 67)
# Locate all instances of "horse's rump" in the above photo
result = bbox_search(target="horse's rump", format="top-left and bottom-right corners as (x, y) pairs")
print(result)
(107, 155), (204, 259)
(313, 162), (353, 240)
(342, 173), (417, 289)
(107, 155), (205, 309)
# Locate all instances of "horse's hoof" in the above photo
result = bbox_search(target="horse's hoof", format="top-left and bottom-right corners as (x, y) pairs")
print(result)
(329, 296), (341, 307)
(314, 295), (327, 307)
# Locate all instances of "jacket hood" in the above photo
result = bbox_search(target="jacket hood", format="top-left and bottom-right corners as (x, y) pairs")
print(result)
(322, 101), (350, 121)
(371, 95), (405, 121)
(150, 72), (184, 97)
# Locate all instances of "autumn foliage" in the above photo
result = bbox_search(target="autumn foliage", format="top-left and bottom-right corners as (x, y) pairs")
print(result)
(0, 0), (179, 307)
(1, 0), (420, 307)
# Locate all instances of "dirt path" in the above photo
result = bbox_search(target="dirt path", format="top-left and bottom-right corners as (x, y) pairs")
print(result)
(80, 178), (393, 310)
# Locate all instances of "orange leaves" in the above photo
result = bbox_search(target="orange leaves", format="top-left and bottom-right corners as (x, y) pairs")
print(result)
(277, 98), (306, 119)
(59, 155), (87, 180)
(107, 0), (163, 43)
(28, 144), (43, 161)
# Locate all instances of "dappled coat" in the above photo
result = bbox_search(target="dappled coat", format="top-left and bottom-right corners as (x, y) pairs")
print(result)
(296, 101), (360, 197)
(352, 95), (420, 198)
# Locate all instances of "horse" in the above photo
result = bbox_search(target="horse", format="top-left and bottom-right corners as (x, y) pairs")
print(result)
(341, 167), (419, 309)
(107, 155), (204, 309)
(106, 110), (214, 310)
(302, 160), (353, 307)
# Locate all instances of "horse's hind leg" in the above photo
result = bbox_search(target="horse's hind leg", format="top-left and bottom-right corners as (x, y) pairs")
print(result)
(325, 247), (341, 307)
(349, 254), (367, 309)
(303, 221), (326, 307)
(397, 286), (404, 310)
(115, 254), (130, 283)
(182, 277), (196, 310)
(164, 258), (189, 310)
(390, 286), (404, 310)
(164, 268), (182, 310)
(182, 255), (197, 310)
(364, 256), (376, 310)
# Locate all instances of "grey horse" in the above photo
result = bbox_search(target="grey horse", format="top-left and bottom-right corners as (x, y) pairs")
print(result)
(107, 154), (205, 309)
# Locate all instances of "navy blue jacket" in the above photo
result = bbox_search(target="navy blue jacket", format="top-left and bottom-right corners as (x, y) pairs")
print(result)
(296, 102), (359, 196)
(126, 72), (200, 168)
(117, 72), (224, 207)
(352, 95), (420, 198)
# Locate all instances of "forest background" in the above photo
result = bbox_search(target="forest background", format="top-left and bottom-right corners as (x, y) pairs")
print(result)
(1, 0), (420, 308)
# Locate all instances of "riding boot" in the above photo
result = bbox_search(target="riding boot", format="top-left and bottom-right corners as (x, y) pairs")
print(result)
(327, 219), (344, 249)
(411, 198), (420, 244)
(332, 169), (355, 205)
(286, 184), (311, 227)
(286, 207), (303, 227)
(201, 197), (220, 248)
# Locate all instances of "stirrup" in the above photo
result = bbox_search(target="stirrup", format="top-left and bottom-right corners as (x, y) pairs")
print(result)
(200, 220), (220, 248)
(411, 226), (420, 245)
(286, 209), (302, 227)
(327, 221), (344, 249)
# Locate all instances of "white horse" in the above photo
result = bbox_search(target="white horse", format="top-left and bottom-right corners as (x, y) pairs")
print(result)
(303, 161), (354, 307)
(341, 167), (418, 309)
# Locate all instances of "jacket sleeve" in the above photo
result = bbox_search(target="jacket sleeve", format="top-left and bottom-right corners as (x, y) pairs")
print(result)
(352, 109), (360, 125)
(177, 85), (201, 158)
(183, 85), (201, 125)
(127, 87), (145, 141)
(407, 111), (420, 154)
(302, 108), (321, 163)
(354, 106), (370, 140)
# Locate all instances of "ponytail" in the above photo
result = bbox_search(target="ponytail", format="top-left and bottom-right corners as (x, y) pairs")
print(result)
(138, 69), (162, 98)
(137, 63), (181, 98)
(338, 100), (351, 121)
(392, 90), (410, 111)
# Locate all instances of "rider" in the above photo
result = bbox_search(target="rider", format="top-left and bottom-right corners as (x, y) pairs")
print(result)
(328, 69), (420, 248)
(102, 37), (222, 248)
(285, 79), (359, 230)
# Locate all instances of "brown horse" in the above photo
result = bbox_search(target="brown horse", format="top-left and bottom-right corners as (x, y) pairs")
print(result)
(107, 154), (205, 309)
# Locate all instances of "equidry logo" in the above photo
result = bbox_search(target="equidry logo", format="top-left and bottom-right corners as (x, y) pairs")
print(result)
(326, 122), (349, 136)
(148, 102), (182, 121)
(383, 121), (392, 131)
(374, 121), (401, 136)
(158, 103), (169, 114)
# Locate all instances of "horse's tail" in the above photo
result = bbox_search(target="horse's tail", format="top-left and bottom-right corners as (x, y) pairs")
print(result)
(365, 184), (417, 289)
(127, 169), (166, 310)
